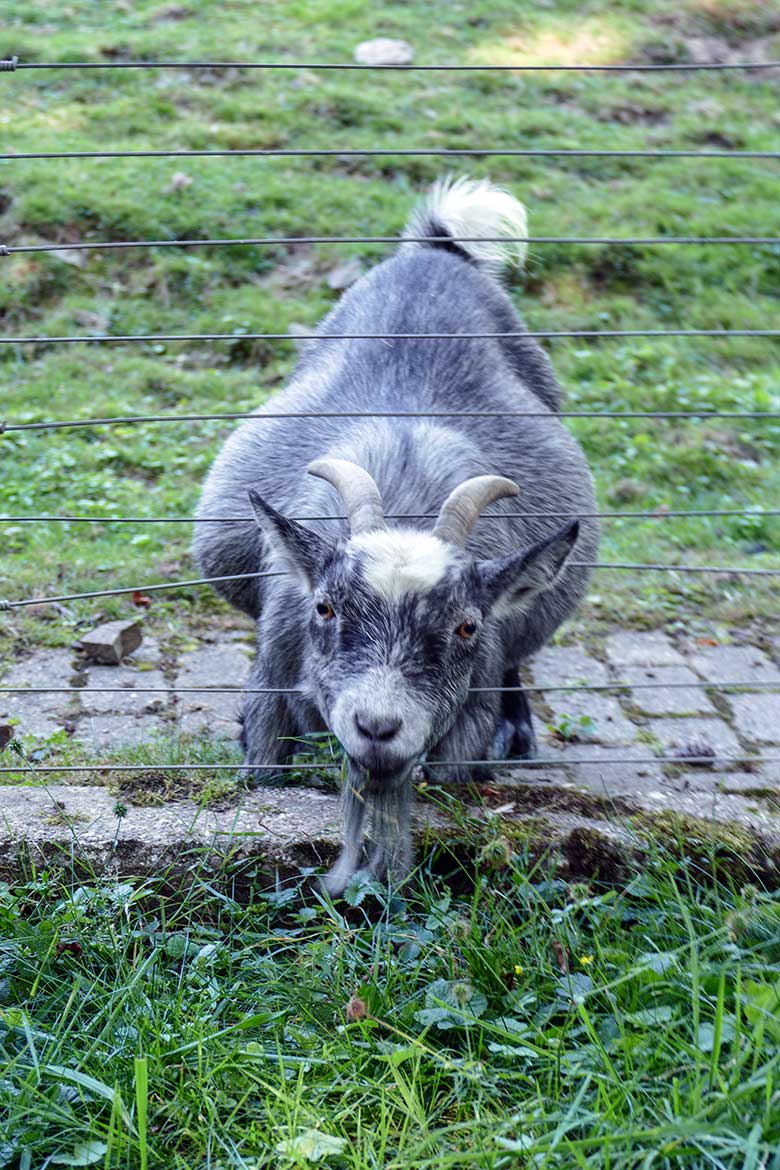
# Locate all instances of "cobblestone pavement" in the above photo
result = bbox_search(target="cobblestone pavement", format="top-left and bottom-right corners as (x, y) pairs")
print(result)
(2, 625), (780, 876)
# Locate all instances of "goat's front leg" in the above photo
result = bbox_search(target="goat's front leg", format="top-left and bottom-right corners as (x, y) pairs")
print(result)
(365, 773), (413, 887)
(321, 760), (369, 897)
(241, 666), (299, 784)
(426, 693), (499, 783)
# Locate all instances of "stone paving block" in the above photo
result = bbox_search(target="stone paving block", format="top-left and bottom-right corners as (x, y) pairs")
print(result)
(716, 771), (778, 795)
(649, 716), (742, 758)
(81, 665), (170, 715)
(179, 706), (243, 738)
(129, 636), (161, 664)
(728, 693), (780, 745)
(620, 665), (716, 716)
(74, 714), (169, 750)
(760, 757), (780, 784)
(496, 766), (572, 790)
(0, 650), (75, 739)
(551, 742), (664, 797)
(530, 645), (610, 687)
(688, 643), (780, 685)
(175, 643), (253, 737)
(543, 692), (638, 746)
(604, 631), (685, 668)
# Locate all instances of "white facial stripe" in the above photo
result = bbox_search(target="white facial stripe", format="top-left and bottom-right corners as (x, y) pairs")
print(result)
(350, 529), (456, 601)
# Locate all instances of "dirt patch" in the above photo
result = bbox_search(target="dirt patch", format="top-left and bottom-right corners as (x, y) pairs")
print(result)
(111, 769), (241, 809)
(638, 1), (780, 67)
(595, 104), (669, 127)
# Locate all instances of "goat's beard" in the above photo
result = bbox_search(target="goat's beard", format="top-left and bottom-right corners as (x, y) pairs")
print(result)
(347, 750), (417, 791)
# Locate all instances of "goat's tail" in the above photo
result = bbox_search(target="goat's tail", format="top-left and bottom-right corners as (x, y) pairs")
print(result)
(404, 176), (528, 275)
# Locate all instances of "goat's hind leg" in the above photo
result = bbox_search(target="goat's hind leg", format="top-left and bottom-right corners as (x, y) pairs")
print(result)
(492, 669), (537, 761)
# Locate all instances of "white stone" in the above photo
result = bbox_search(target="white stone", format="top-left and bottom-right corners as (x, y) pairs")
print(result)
(354, 38), (414, 66)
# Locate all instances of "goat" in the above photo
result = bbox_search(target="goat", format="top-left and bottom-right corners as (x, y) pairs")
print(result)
(194, 177), (599, 895)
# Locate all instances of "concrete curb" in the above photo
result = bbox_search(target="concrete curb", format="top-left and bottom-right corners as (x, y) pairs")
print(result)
(2, 776), (779, 887)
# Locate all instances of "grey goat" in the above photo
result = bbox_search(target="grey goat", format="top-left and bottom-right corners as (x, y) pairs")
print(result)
(194, 177), (599, 894)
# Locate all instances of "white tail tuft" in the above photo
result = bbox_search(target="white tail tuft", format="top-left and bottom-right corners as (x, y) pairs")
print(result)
(405, 175), (528, 273)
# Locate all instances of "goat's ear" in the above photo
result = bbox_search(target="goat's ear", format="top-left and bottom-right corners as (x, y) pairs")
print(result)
(248, 489), (333, 593)
(478, 520), (579, 617)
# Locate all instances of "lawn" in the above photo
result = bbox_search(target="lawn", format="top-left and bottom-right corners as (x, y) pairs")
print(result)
(1, 0), (780, 1165)
(1, 0), (780, 661)
(3, 847), (780, 1168)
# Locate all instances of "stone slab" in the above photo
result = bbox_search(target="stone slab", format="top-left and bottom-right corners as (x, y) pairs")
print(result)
(620, 665), (716, 716)
(549, 741), (663, 794)
(688, 644), (780, 685)
(604, 631), (685, 668)
(728, 693), (780, 745)
(543, 692), (638, 746)
(174, 644), (252, 736)
(1, 772), (778, 886)
(0, 784), (343, 872)
(530, 645), (610, 687)
(649, 716), (742, 758)
(73, 714), (170, 750)
(80, 666), (170, 715)
(0, 650), (76, 739)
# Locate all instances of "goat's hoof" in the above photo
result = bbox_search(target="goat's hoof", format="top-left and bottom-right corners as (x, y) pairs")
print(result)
(510, 720), (538, 760)
(491, 718), (515, 760)
(321, 860), (357, 899)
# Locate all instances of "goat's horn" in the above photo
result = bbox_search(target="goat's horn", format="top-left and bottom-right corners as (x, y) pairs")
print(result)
(308, 458), (387, 535)
(432, 475), (520, 547)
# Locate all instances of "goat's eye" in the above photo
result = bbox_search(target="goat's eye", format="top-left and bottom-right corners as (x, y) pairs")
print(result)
(455, 620), (477, 640)
(315, 601), (335, 621)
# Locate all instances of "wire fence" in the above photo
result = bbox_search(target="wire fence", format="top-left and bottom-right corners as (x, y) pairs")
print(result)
(6, 147), (780, 161)
(1, 755), (778, 776)
(4, 406), (780, 431)
(2, 508), (777, 523)
(3, 328), (780, 348)
(1, 52), (779, 789)
(5, 57), (780, 71)
(4, 235), (780, 254)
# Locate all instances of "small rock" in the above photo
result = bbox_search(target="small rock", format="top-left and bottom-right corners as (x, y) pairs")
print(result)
(50, 249), (86, 268)
(354, 38), (414, 66)
(326, 258), (364, 291)
(612, 479), (646, 503)
(78, 620), (143, 665)
(165, 171), (193, 194)
(73, 309), (110, 332)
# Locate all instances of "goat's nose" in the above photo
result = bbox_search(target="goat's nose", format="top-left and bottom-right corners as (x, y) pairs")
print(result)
(354, 711), (402, 743)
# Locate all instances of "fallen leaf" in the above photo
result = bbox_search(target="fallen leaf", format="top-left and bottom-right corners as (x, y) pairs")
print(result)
(56, 940), (83, 957)
(552, 940), (569, 974)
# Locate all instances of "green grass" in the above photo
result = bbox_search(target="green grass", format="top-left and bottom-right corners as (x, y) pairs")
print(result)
(1, 0), (779, 664)
(3, 848), (780, 1168)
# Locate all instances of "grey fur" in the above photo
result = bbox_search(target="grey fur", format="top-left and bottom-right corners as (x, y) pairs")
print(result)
(194, 181), (599, 894)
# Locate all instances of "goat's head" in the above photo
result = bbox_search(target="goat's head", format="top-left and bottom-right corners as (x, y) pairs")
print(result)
(248, 460), (578, 784)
